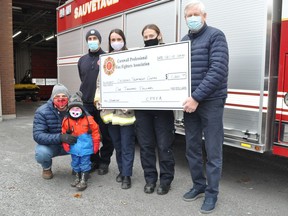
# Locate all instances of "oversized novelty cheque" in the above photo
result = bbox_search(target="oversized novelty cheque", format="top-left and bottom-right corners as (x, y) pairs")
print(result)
(99, 41), (191, 110)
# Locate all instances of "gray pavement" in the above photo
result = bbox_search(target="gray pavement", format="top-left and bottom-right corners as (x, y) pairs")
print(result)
(1, 101), (288, 216)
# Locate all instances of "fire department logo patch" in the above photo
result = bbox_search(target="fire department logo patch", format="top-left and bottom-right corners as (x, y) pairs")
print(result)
(103, 57), (115, 75)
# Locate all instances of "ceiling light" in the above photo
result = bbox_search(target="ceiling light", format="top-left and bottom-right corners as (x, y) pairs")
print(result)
(13, 31), (22, 38)
(45, 34), (55, 41)
(12, 6), (22, 11)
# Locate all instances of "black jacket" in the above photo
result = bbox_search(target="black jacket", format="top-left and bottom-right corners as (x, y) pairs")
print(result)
(78, 48), (106, 103)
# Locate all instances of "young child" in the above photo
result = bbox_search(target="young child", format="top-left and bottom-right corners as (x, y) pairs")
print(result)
(62, 91), (100, 191)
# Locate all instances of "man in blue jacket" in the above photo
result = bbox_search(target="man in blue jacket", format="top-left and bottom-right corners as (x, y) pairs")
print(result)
(181, 0), (229, 214)
(33, 83), (77, 179)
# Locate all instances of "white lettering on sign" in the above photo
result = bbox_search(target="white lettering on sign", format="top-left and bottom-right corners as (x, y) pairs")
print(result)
(59, 8), (65, 18)
(74, 0), (120, 19)
(66, 5), (71, 15)
(59, 5), (71, 18)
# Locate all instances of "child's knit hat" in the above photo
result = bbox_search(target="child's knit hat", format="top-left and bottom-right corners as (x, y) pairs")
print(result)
(68, 91), (83, 109)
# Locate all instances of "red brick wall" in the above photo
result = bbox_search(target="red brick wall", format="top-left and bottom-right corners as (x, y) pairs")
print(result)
(31, 49), (57, 78)
(0, 0), (16, 115)
(31, 49), (57, 99)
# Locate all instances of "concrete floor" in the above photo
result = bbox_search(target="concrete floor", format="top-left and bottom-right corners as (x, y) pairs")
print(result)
(1, 101), (288, 216)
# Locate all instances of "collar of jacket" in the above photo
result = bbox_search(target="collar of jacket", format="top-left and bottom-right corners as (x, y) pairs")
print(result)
(188, 22), (208, 38)
(88, 48), (104, 57)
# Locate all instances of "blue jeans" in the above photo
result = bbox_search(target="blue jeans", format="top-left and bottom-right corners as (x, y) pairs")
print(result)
(71, 154), (91, 173)
(35, 144), (67, 169)
(184, 98), (225, 198)
(135, 110), (175, 185)
(108, 124), (135, 176)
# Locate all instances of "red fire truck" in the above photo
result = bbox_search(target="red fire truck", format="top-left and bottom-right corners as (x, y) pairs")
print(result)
(57, 0), (288, 157)
(274, 0), (288, 156)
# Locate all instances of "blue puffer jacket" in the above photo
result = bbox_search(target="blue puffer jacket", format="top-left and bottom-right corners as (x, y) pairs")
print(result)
(182, 23), (229, 102)
(33, 99), (63, 145)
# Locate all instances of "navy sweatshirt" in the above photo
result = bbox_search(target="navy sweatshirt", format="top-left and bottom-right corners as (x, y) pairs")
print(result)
(78, 48), (106, 103)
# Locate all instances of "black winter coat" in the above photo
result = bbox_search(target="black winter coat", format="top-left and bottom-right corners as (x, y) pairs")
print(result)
(78, 49), (106, 103)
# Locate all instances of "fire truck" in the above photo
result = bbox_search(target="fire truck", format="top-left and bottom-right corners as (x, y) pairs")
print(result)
(57, 0), (288, 157)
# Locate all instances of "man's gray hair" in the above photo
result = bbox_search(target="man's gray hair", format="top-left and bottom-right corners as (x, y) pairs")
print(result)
(184, 0), (206, 17)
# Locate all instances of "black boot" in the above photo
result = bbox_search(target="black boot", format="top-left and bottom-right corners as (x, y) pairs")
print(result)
(121, 176), (131, 189)
(71, 172), (81, 187)
(76, 172), (89, 191)
(116, 173), (122, 183)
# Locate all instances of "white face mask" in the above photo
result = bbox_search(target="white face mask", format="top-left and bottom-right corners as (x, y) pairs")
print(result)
(111, 41), (124, 51)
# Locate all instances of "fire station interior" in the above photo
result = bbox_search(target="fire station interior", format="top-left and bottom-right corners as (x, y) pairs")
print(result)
(12, 0), (66, 101)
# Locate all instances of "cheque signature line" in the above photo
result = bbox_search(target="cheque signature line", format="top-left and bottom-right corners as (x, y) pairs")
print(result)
(142, 101), (180, 103)
(104, 101), (128, 103)
(103, 89), (171, 93)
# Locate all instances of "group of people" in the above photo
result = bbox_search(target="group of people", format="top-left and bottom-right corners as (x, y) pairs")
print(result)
(33, 0), (228, 214)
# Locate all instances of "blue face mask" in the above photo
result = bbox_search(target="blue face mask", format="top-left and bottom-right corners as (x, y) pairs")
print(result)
(88, 40), (99, 51)
(187, 16), (203, 32)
